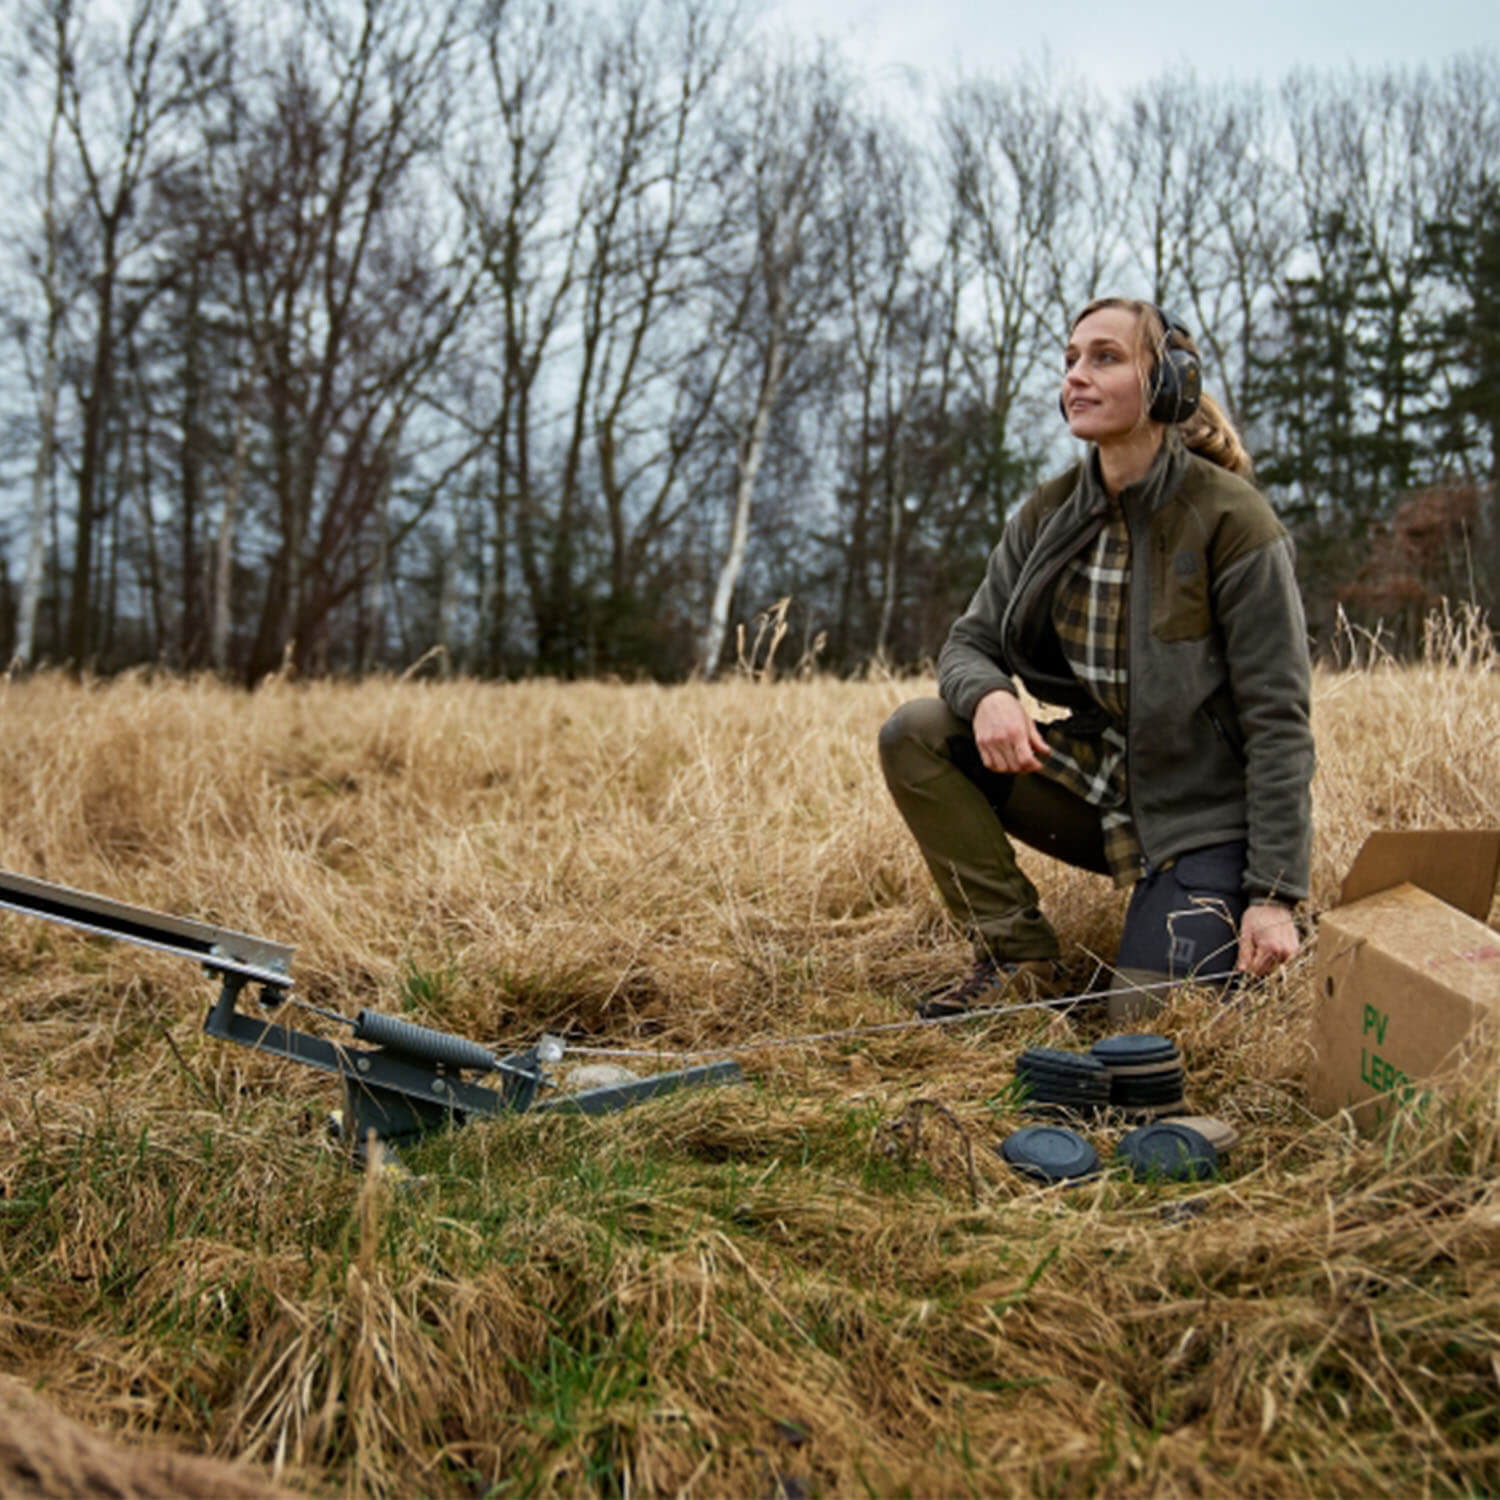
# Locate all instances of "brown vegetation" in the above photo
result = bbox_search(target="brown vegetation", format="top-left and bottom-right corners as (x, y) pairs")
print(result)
(1338, 485), (1495, 650)
(0, 1374), (298, 1500)
(0, 621), (1498, 1497)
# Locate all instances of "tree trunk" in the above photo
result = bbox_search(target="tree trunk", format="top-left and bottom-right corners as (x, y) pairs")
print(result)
(17, 37), (65, 669)
(212, 376), (249, 674)
(67, 229), (119, 666)
(18, 340), (59, 669)
(698, 328), (785, 677)
(875, 477), (902, 659)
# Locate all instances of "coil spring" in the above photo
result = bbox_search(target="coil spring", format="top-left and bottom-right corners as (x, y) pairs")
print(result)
(352, 1009), (500, 1072)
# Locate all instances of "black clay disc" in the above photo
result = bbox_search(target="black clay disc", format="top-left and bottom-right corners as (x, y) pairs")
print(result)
(1117, 1123), (1219, 1181)
(1017, 1059), (1109, 1080)
(1017, 1064), (1113, 1091)
(1091, 1034), (1180, 1065)
(1000, 1126), (1100, 1183)
(1122, 1080), (1188, 1104)
(1112, 1075), (1188, 1101)
(1018, 1071), (1111, 1096)
(1017, 1047), (1108, 1076)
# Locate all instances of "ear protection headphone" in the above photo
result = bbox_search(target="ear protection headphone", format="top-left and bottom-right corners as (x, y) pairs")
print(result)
(1060, 303), (1203, 426)
(1145, 306), (1203, 424)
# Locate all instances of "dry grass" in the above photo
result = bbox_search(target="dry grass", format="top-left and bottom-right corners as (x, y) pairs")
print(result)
(1, 620), (1498, 1498)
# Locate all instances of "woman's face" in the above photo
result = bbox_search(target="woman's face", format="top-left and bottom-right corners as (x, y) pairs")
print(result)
(1061, 306), (1153, 443)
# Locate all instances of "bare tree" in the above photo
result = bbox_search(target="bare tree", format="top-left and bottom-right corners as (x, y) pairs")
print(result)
(454, 0), (581, 672)
(820, 114), (941, 663)
(938, 65), (1105, 529)
(454, 0), (748, 674)
(47, 0), (204, 664)
(201, 0), (475, 679)
(10, 1), (74, 667)
(1113, 72), (1294, 428)
(695, 50), (849, 677)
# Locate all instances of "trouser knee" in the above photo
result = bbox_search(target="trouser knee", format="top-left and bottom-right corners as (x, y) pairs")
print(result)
(877, 697), (964, 791)
(1117, 842), (1248, 982)
(877, 695), (1058, 960)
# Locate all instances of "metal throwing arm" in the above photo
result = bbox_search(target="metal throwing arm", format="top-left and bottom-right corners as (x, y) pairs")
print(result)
(0, 869), (293, 988)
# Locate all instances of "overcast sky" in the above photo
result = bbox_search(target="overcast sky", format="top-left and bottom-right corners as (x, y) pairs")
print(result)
(760, 0), (1495, 102)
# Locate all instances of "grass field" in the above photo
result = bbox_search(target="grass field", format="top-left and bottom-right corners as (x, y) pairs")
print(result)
(1, 619), (1499, 1498)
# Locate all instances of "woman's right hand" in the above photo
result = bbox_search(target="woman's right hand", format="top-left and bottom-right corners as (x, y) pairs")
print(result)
(972, 689), (1051, 775)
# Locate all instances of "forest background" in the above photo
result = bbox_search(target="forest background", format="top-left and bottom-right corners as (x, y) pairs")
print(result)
(0, 0), (1497, 684)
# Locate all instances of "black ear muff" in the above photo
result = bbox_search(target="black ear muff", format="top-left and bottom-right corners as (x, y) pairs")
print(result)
(1147, 307), (1202, 425)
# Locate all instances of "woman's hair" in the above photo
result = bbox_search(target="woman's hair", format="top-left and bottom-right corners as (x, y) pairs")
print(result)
(1070, 297), (1253, 477)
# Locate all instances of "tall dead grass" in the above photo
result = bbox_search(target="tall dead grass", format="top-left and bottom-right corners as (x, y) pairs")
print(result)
(0, 622), (1497, 1497)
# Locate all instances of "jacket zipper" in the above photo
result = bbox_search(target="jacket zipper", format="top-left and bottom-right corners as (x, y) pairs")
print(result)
(1204, 701), (1248, 766)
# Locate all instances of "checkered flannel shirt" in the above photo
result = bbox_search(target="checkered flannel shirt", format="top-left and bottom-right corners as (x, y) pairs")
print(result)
(1036, 502), (1145, 886)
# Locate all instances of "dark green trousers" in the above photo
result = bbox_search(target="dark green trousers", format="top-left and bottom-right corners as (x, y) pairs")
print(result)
(879, 698), (1248, 978)
(878, 698), (1108, 960)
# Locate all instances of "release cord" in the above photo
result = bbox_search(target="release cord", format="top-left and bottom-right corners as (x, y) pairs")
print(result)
(554, 973), (1197, 1063)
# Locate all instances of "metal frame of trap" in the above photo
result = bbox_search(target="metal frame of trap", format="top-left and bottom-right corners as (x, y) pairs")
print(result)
(0, 870), (740, 1156)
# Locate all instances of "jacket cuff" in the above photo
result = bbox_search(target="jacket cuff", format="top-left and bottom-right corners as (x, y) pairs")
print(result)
(1244, 887), (1300, 908)
(949, 673), (1018, 722)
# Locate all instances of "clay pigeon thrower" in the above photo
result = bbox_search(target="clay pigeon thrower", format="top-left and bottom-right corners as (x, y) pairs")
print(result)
(0, 870), (740, 1156)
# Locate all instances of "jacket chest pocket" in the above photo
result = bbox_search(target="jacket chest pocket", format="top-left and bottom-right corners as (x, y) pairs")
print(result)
(1150, 535), (1212, 642)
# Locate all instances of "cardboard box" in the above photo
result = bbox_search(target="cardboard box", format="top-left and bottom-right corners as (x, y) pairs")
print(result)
(1308, 829), (1500, 1130)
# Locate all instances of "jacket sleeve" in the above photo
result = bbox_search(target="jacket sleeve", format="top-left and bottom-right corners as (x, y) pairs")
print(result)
(1212, 533), (1315, 903)
(936, 509), (1035, 720)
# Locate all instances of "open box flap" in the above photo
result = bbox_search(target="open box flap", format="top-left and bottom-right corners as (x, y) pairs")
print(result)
(1338, 829), (1500, 920)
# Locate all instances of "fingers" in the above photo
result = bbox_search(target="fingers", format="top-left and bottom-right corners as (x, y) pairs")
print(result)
(982, 739), (1044, 774)
(1234, 904), (1300, 976)
(978, 734), (1043, 775)
(1233, 925), (1261, 976)
(972, 690), (1050, 775)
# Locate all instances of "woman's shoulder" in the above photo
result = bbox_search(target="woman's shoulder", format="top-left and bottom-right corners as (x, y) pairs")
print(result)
(1016, 462), (1086, 529)
(1178, 452), (1286, 549)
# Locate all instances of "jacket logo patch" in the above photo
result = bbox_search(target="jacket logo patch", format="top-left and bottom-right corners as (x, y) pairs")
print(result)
(1174, 551), (1200, 576)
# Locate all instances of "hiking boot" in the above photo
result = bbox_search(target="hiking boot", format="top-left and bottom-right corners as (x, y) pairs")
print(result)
(916, 958), (1061, 1019)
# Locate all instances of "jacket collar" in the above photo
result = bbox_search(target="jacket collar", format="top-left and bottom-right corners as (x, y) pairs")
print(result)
(1082, 434), (1187, 516)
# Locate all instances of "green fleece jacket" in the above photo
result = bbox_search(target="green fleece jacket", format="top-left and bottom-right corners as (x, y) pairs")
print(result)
(938, 440), (1314, 903)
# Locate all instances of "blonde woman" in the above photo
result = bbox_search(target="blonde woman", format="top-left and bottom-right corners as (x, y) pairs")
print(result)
(880, 299), (1313, 1015)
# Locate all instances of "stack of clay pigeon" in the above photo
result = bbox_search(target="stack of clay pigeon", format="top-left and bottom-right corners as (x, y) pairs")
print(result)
(1013, 1033), (1188, 1119)
(999, 1032), (1240, 1186)
(1012, 1045), (1113, 1116)
(1088, 1033), (1186, 1118)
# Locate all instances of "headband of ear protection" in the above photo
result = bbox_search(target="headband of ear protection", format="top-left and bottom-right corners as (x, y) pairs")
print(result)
(1059, 303), (1203, 426)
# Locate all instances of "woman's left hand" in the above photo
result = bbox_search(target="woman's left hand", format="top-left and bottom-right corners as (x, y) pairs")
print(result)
(1236, 902), (1299, 976)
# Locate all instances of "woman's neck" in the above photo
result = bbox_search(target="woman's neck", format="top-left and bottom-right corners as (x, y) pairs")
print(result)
(1097, 426), (1166, 498)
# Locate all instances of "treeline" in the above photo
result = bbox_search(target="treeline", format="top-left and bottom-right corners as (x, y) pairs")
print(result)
(0, 0), (1496, 680)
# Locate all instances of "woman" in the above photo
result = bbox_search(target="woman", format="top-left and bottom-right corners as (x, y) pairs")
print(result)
(879, 298), (1313, 1016)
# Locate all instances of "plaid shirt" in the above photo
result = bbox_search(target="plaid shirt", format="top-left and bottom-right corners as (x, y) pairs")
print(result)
(1036, 502), (1145, 886)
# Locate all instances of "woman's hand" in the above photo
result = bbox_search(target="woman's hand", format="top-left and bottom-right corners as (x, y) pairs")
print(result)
(972, 689), (1051, 775)
(1236, 901), (1299, 976)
